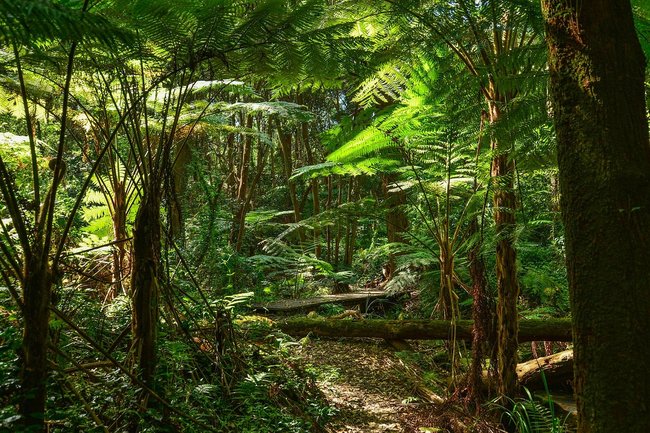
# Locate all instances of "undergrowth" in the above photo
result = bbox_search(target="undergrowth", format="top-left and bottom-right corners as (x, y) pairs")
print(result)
(0, 287), (334, 433)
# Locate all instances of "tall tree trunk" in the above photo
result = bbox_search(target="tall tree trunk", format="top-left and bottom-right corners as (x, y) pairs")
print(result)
(326, 175), (333, 262)
(383, 175), (409, 278)
(467, 112), (494, 407)
(467, 217), (492, 407)
(277, 123), (304, 242)
(542, 2), (650, 431)
(20, 248), (52, 432)
(131, 185), (161, 390)
(488, 98), (520, 398)
(343, 178), (357, 267)
(235, 144), (268, 253)
(231, 116), (254, 251)
(225, 131), (236, 197)
(111, 179), (129, 297)
(438, 237), (457, 321)
(334, 176), (344, 270)
(169, 132), (192, 240)
(237, 116), (254, 202)
(301, 122), (321, 258)
(549, 171), (560, 241)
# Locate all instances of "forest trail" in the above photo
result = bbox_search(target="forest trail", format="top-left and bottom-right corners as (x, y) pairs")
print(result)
(293, 337), (506, 433)
(297, 338), (449, 433)
(291, 334), (576, 433)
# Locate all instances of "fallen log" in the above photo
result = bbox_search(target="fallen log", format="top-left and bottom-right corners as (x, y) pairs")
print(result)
(517, 349), (574, 389)
(478, 350), (574, 391)
(276, 318), (572, 342)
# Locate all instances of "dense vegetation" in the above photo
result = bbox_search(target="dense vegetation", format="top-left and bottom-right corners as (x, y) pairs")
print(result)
(0, 1), (648, 432)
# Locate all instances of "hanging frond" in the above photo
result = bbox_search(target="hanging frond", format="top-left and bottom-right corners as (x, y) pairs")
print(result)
(0, 0), (133, 47)
(353, 61), (410, 109)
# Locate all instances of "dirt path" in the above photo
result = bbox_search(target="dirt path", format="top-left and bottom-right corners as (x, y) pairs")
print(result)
(297, 338), (439, 433)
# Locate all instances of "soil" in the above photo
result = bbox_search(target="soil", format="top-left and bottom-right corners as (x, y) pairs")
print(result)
(295, 338), (503, 433)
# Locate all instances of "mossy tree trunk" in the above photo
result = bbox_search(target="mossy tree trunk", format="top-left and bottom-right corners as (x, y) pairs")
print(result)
(542, 1), (650, 431)
(487, 97), (520, 399)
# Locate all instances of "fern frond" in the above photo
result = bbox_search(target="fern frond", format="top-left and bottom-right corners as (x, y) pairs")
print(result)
(353, 62), (410, 109)
(0, 0), (133, 47)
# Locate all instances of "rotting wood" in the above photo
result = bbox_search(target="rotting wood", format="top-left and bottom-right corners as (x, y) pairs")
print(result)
(516, 349), (573, 389)
(276, 318), (572, 342)
(477, 350), (574, 391)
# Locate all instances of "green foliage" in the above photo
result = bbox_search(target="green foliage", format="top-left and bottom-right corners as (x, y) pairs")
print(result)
(317, 303), (346, 316)
(0, 0), (586, 430)
(0, 301), (20, 431)
(0, 0), (132, 47)
(495, 387), (571, 433)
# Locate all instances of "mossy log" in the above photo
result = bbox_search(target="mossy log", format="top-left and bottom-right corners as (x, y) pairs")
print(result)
(277, 318), (572, 342)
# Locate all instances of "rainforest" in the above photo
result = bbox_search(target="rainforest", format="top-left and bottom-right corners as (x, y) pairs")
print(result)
(1, 1), (649, 432)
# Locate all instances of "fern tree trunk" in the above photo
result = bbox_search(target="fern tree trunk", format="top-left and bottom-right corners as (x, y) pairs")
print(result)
(111, 179), (128, 297)
(438, 238), (457, 321)
(131, 184), (161, 389)
(20, 246), (52, 432)
(542, 2), (650, 431)
(467, 217), (491, 407)
(487, 98), (520, 398)
(467, 113), (493, 407)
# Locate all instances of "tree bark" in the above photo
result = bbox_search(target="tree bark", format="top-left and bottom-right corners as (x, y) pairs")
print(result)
(111, 178), (128, 297)
(542, 2), (650, 431)
(277, 123), (303, 232)
(20, 248), (52, 432)
(467, 217), (493, 405)
(488, 98), (520, 399)
(131, 185), (161, 389)
(276, 318), (572, 342)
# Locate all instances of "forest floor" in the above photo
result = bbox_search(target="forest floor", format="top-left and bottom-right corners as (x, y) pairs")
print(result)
(295, 338), (502, 433)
